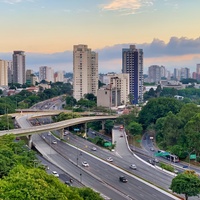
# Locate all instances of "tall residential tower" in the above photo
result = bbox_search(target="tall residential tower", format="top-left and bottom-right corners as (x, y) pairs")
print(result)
(122, 45), (143, 104)
(73, 44), (98, 100)
(13, 51), (26, 84)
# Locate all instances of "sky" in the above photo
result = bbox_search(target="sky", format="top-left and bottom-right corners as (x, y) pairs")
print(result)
(0, 0), (200, 74)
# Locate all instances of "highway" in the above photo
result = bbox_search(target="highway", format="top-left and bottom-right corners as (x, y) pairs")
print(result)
(14, 114), (181, 200)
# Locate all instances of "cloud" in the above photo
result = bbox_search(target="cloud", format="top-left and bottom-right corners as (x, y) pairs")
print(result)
(0, 37), (200, 73)
(1, 0), (34, 4)
(101, 0), (154, 14)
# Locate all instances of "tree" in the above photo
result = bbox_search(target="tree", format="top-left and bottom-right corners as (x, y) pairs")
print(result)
(138, 97), (183, 129)
(170, 171), (200, 200)
(127, 121), (142, 136)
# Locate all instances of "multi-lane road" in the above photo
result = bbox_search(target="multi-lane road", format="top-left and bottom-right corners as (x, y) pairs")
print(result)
(13, 113), (183, 200)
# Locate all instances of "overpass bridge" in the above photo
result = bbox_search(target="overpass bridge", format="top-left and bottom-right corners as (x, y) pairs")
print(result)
(0, 115), (118, 138)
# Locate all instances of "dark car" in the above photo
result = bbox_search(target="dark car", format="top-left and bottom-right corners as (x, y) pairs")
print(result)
(148, 159), (155, 165)
(65, 181), (72, 186)
(119, 176), (128, 183)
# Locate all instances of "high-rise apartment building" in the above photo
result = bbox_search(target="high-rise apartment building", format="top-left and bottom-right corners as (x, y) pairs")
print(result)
(180, 67), (190, 80)
(13, 51), (26, 84)
(73, 44), (98, 100)
(0, 59), (8, 86)
(7, 61), (13, 84)
(122, 45), (143, 104)
(39, 66), (54, 83)
(196, 64), (200, 74)
(148, 65), (161, 83)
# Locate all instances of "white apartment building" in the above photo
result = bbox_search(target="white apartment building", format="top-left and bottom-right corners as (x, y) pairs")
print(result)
(0, 59), (8, 86)
(148, 65), (161, 83)
(73, 44), (98, 100)
(54, 71), (64, 82)
(102, 73), (129, 105)
(39, 66), (54, 83)
(13, 51), (26, 84)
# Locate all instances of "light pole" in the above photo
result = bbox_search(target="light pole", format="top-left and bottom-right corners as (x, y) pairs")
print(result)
(187, 149), (195, 170)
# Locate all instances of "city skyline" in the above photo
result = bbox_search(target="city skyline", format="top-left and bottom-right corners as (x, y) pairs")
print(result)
(0, 0), (200, 73)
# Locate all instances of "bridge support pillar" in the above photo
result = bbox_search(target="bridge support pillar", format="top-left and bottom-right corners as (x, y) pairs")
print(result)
(101, 120), (105, 130)
(59, 128), (64, 139)
(28, 135), (32, 149)
(84, 123), (87, 136)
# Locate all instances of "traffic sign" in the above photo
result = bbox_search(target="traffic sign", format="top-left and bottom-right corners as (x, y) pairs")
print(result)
(190, 154), (196, 160)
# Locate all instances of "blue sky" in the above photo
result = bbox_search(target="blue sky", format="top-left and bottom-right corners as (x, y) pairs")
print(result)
(0, 0), (200, 74)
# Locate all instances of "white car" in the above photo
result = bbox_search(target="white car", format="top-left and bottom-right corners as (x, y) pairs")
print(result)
(82, 161), (89, 167)
(63, 131), (69, 136)
(130, 164), (137, 170)
(91, 147), (97, 151)
(52, 171), (59, 177)
(52, 140), (57, 144)
(107, 157), (113, 162)
(153, 158), (159, 163)
(47, 132), (51, 136)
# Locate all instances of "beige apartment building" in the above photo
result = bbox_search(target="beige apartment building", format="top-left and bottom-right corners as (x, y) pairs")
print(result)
(102, 73), (129, 105)
(73, 44), (98, 100)
(0, 59), (8, 86)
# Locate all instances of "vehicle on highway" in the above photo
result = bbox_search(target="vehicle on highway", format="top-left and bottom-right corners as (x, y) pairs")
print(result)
(52, 171), (59, 177)
(65, 181), (72, 186)
(130, 164), (137, 170)
(47, 132), (51, 136)
(150, 147), (155, 151)
(148, 159), (155, 165)
(119, 176), (128, 183)
(82, 161), (89, 167)
(120, 134), (123, 137)
(153, 158), (159, 163)
(63, 131), (69, 136)
(107, 157), (113, 162)
(91, 147), (97, 151)
(52, 140), (57, 144)
(157, 150), (180, 162)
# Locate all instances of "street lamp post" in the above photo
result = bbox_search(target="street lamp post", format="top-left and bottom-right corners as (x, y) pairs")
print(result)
(187, 149), (195, 170)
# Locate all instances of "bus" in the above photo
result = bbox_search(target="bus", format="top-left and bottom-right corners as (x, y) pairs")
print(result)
(157, 150), (179, 163)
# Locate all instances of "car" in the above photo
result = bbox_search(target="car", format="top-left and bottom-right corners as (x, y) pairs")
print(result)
(148, 159), (155, 165)
(52, 171), (59, 177)
(52, 140), (57, 144)
(91, 147), (97, 151)
(63, 131), (69, 136)
(47, 132), (51, 136)
(65, 181), (72, 186)
(82, 161), (89, 167)
(150, 147), (155, 151)
(174, 169), (179, 174)
(130, 164), (137, 170)
(153, 158), (159, 163)
(120, 134), (123, 137)
(119, 176), (128, 183)
(107, 157), (113, 162)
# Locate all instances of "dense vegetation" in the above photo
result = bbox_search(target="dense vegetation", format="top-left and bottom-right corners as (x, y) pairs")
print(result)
(0, 135), (103, 200)
(0, 82), (73, 115)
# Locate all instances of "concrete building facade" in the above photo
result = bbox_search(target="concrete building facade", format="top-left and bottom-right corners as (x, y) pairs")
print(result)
(73, 44), (98, 100)
(39, 66), (54, 83)
(122, 45), (143, 104)
(148, 65), (161, 83)
(13, 51), (26, 84)
(0, 59), (8, 86)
